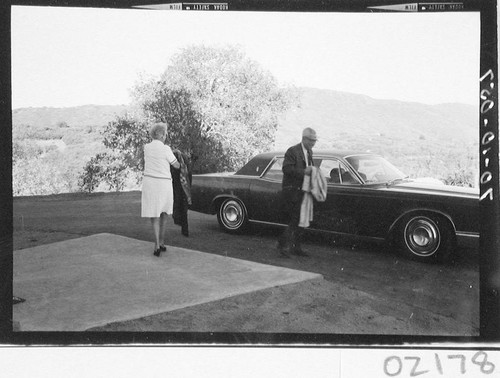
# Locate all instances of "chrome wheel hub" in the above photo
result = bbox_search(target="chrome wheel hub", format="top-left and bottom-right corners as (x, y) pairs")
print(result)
(404, 217), (440, 257)
(221, 200), (243, 229)
(225, 207), (239, 222)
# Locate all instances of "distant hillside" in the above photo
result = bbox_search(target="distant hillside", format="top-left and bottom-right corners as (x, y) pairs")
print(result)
(12, 90), (477, 148)
(12, 104), (129, 128)
(12, 104), (132, 195)
(275, 87), (477, 149)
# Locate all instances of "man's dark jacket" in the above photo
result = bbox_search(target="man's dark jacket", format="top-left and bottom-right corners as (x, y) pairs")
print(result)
(282, 143), (309, 188)
(282, 143), (310, 203)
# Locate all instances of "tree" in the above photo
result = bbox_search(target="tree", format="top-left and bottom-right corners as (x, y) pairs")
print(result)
(133, 45), (297, 172)
(78, 114), (152, 193)
(78, 152), (130, 193)
(139, 86), (230, 173)
(78, 114), (148, 193)
(79, 153), (106, 193)
(101, 114), (150, 173)
(79, 44), (297, 192)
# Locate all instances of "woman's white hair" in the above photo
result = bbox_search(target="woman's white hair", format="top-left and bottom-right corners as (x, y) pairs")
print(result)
(149, 122), (168, 140)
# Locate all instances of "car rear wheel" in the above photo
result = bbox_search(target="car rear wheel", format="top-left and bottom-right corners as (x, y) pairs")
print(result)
(398, 214), (453, 263)
(217, 198), (248, 233)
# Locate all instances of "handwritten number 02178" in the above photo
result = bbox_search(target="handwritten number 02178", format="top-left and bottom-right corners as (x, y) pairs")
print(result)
(383, 352), (496, 376)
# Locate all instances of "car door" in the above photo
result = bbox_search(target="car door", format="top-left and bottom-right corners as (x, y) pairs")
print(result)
(247, 157), (286, 224)
(312, 157), (367, 235)
(314, 156), (402, 238)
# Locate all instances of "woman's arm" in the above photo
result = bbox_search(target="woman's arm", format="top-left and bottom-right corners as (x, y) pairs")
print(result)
(166, 145), (181, 169)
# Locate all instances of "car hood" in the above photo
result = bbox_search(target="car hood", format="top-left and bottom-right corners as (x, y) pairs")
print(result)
(383, 180), (479, 198)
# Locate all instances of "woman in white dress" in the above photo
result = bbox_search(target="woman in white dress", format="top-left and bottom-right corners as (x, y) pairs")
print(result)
(141, 123), (180, 256)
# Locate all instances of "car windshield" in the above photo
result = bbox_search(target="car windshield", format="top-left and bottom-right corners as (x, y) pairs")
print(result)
(345, 155), (407, 184)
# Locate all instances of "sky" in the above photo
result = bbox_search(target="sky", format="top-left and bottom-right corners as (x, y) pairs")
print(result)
(11, 6), (480, 109)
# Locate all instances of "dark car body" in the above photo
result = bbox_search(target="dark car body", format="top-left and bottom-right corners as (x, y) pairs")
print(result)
(190, 150), (479, 262)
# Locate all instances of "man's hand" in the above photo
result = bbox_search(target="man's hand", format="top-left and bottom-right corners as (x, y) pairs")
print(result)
(304, 166), (313, 175)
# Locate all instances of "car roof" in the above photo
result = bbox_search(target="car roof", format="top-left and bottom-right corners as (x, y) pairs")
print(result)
(259, 149), (373, 159)
(235, 149), (374, 176)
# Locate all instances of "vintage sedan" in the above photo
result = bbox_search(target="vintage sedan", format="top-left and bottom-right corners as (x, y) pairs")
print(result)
(190, 150), (479, 262)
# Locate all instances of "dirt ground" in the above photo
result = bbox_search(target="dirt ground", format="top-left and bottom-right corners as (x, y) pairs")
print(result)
(12, 191), (479, 340)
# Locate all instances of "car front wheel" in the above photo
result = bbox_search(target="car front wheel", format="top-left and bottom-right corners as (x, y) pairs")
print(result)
(217, 198), (248, 233)
(398, 215), (453, 262)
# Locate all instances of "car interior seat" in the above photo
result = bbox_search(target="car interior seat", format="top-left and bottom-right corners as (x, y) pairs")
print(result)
(341, 170), (357, 184)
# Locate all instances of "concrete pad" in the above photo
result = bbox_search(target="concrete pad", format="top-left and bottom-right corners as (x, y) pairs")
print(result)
(13, 233), (322, 331)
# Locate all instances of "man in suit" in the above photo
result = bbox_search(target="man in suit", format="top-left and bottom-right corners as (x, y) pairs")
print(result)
(277, 127), (317, 257)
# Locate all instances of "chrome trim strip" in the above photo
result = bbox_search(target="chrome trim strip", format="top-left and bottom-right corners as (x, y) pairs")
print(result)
(249, 219), (386, 241)
(249, 219), (285, 227)
(456, 231), (480, 238)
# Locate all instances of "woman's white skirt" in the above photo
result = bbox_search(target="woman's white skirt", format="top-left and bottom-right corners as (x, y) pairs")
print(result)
(141, 176), (173, 217)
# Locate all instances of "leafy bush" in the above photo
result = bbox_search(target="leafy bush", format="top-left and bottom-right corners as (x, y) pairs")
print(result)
(78, 152), (131, 193)
(13, 158), (66, 196)
(27, 128), (64, 140)
(101, 115), (149, 173)
(443, 171), (476, 187)
(12, 140), (43, 164)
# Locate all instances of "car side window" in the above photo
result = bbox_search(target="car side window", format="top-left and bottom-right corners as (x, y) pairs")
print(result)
(318, 158), (361, 185)
(263, 157), (284, 181)
(317, 159), (341, 183)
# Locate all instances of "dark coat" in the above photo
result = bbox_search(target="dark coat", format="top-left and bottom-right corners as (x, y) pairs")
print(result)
(171, 151), (192, 231)
(282, 143), (308, 187)
(281, 143), (312, 205)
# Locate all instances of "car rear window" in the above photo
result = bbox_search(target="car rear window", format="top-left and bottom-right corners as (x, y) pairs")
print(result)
(235, 156), (272, 176)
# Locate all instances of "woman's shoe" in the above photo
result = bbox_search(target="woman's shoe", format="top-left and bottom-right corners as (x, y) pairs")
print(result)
(153, 248), (161, 257)
(159, 245), (167, 252)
